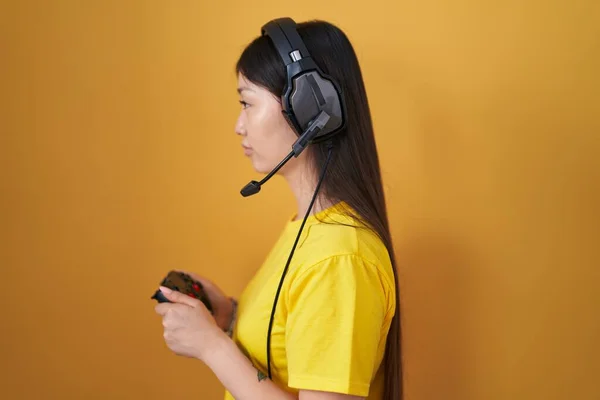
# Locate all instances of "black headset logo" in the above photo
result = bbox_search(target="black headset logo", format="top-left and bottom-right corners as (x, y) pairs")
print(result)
(239, 17), (348, 381)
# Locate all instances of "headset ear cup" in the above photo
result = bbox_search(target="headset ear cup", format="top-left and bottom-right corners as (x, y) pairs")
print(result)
(287, 71), (345, 140)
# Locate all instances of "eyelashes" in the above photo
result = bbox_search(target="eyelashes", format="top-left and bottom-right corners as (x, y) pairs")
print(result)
(239, 100), (249, 109)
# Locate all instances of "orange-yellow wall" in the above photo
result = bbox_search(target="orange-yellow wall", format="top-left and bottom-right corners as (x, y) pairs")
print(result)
(1, 1), (598, 399)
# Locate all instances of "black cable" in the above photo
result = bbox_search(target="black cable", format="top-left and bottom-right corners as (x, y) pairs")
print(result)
(266, 142), (335, 379)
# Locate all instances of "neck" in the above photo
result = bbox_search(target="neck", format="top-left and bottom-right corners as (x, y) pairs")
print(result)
(284, 164), (332, 221)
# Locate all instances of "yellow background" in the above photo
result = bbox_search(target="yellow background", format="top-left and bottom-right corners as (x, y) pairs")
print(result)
(1, 1), (598, 399)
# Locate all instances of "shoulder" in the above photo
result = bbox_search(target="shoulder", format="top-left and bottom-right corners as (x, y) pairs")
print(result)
(287, 205), (396, 299)
(303, 216), (389, 267)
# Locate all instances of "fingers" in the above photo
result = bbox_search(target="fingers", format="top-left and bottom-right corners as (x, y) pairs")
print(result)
(159, 286), (200, 308)
(154, 302), (173, 316)
(155, 304), (182, 334)
(154, 302), (194, 320)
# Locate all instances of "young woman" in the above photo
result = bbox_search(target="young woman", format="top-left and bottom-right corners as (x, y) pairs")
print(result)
(154, 18), (402, 400)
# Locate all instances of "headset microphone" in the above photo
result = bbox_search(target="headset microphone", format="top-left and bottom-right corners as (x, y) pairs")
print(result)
(240, 111), (330, 197)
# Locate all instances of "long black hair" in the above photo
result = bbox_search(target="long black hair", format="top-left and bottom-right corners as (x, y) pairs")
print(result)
(236, 19), (402, 400)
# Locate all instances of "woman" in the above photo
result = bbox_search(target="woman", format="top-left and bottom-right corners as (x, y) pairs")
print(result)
(154, 18), (402, 400)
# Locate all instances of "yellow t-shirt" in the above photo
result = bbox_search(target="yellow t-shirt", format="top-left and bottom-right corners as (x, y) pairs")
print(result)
(224, 202), (396, 399)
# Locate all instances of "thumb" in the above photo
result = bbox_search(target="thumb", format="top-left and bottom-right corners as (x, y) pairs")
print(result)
(159, 286), (199, 307)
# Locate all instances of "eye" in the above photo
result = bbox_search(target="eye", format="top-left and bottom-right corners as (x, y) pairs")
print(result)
(239, 100), (250, 109)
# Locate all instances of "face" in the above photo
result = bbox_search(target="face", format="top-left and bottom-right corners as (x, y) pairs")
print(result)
(235, 73), (300, 175)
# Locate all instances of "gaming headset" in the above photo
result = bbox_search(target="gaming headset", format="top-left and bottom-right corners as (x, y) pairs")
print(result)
(239, 17), (348, 381)
(240, 17), (347, 197)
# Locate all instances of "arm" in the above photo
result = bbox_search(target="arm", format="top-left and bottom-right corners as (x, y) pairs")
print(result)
(204, 335), (364, 400)
(203, 333), (297, 400)
(284, 255), (392, 400)
(156, 263), (384, 400)
(299, 390), (364, 400)
(156, 288), (296, 399)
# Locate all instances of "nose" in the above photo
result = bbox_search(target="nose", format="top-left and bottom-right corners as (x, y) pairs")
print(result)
(235, 112), (246, 136)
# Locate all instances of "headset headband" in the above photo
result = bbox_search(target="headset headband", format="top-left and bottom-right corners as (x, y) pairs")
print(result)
(261, 18), (311, 66)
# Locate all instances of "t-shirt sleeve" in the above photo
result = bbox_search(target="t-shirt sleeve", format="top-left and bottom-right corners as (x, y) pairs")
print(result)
(285, 254), (393, 397)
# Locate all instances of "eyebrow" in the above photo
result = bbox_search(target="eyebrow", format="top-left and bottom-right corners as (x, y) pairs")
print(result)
(237, 87), (254, 94)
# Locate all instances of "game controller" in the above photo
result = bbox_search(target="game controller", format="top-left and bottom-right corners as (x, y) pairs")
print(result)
(151, 270), (214, 314)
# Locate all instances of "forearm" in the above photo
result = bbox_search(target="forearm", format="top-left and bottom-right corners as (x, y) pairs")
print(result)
(202, 333), (296, 400)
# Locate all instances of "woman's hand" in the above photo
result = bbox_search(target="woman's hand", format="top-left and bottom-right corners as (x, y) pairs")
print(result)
(176, 270), (234, 332)
(154, 286), (227, 361)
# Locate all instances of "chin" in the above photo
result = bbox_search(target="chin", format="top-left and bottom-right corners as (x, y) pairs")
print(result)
(252, 163), (274, 175)
(250, 158), (278, 175)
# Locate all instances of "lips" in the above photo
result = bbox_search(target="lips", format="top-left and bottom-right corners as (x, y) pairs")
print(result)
(241, 143), (253, 155)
